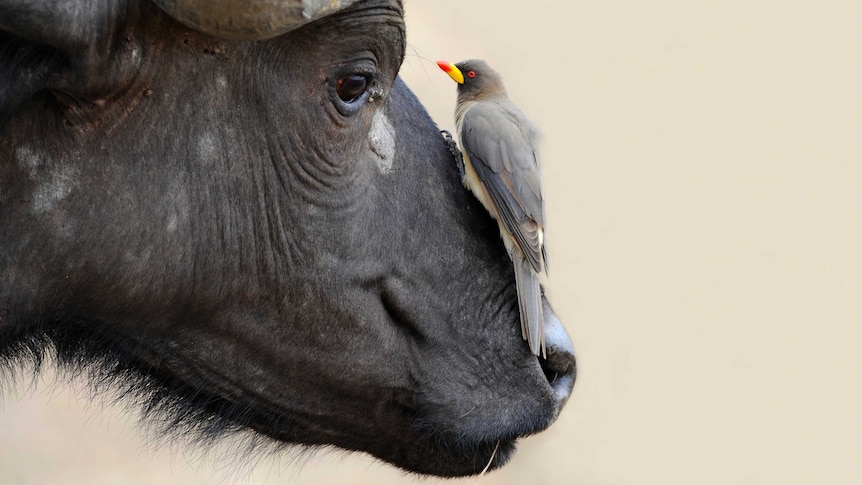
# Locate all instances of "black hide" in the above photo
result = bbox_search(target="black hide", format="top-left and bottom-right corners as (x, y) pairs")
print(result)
(0, 0), (576, 477)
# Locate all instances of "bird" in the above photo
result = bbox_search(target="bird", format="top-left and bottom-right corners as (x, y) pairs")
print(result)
(437, 59), (548, 357)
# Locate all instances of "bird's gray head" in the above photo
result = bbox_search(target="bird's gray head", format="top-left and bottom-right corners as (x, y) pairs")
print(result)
(437, 59), (508, 102)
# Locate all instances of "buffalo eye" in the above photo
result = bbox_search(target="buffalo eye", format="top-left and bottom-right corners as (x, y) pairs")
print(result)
(336, 74), (368, 103)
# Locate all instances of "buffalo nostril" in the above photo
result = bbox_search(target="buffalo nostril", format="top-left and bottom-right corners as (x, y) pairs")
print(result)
(540, 300), (577, 404)
(539, 345), (577, 404)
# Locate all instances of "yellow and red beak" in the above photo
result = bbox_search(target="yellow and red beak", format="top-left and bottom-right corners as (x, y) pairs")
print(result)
(437, 60), (464, 84)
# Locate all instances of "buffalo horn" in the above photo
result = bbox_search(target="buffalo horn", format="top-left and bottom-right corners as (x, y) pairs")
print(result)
(151, 0), (360, 40)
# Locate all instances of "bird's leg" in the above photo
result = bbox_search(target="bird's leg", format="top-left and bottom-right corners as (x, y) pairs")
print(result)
(440, 130), (465, 179)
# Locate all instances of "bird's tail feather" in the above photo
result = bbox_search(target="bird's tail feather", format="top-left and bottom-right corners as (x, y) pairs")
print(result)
(514, 252), (545, 358)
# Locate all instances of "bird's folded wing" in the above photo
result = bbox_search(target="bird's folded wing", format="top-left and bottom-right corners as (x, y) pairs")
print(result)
(461, 103), (545, 273)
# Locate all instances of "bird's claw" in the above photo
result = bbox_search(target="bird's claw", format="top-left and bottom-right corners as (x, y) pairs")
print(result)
(440, 130), (465, 179)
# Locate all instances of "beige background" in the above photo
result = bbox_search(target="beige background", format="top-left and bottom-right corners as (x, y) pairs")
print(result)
(2, 1), (861, 483)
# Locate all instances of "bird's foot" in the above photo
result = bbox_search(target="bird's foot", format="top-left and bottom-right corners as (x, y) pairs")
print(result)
(440, 130), (465, 179)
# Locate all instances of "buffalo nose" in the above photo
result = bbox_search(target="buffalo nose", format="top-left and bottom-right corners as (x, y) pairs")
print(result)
(539, 299), (576, 405)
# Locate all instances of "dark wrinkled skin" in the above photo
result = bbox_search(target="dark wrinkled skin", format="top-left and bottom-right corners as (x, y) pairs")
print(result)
(0, 0), (575, 477)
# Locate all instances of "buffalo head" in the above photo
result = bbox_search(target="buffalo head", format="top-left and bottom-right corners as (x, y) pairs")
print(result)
(0, 0), (575, 477)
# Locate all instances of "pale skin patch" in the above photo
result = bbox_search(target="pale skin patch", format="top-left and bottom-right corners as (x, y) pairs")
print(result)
(31, 166), (80, 214)
(15, 145), (80, 214)
(368, 110), (396, 173)
(196, 132), (218, 165)
(215, 73), (228, 91)
(166, 214), (179, 233)
(15, 145), (41, 178)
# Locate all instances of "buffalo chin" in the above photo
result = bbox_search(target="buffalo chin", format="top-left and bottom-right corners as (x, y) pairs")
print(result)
(369, 435), (517, 477)
(0, 314), (537, 478)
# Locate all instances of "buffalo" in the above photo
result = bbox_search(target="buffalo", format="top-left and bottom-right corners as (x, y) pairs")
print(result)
(0, 0), (576, 477)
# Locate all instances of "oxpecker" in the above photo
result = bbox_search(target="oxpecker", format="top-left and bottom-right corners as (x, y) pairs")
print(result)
(437, 59), (548, 357)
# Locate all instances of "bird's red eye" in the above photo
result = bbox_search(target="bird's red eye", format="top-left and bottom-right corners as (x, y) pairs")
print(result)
(467, 70), (477, 79)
